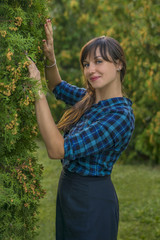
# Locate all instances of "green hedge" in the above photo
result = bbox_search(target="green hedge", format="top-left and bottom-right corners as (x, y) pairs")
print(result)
(0, 0), (49, 239)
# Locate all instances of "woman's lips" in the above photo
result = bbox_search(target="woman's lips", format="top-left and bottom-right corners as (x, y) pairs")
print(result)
(90, 76), (100, 81)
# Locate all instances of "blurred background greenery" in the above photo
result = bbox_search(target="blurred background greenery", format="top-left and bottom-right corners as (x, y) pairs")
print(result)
(46, 0), (160, 165)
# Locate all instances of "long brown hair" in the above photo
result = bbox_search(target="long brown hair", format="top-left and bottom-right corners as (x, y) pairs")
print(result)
(57, 36), (126, 132)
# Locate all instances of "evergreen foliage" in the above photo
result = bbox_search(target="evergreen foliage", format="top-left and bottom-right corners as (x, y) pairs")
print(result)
(48, 0), (160, 164)
(0, 0), (49, 238)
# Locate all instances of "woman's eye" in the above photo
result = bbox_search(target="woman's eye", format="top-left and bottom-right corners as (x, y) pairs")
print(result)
(96, 60), (102, 64)
(83, 63), (89, 68)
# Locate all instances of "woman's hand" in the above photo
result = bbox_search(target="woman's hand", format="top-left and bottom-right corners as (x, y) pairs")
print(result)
(43, 19), (55, 62)
(27, 57), (44, 98)
(27, 57), (41, 82)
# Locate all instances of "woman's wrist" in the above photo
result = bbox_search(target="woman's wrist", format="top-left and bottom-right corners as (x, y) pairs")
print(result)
(45, 56), (56, 66)
(35, 89), (46, 101)
(45, 59), (56, 68)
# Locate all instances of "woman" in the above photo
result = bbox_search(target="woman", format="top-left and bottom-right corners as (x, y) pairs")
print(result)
(28, 19), (135, 240)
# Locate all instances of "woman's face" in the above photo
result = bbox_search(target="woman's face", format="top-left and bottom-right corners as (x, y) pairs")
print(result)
(82, 47), (121, 90)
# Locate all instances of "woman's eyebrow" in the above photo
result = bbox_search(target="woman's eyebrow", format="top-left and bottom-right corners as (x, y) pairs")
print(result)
(94, 56), (102, 59)
(83, 56), (102, 63)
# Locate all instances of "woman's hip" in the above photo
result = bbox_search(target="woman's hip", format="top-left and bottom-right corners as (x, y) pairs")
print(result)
(56, 168), (119, 240)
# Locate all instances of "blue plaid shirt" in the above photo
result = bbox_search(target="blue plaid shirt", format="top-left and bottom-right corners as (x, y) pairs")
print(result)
(53, 81), (135, 176)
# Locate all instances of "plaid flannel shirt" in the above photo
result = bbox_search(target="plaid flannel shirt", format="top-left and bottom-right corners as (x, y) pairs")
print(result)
(53, 81), (135, 176)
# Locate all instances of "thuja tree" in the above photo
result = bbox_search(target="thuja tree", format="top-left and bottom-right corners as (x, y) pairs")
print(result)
(0, 0), (50, 239)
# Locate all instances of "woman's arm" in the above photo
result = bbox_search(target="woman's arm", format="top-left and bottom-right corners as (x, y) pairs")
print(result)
(35, 94), (64, 159)
(44, 59), (62, 91)
(27, 58), (64, 159)
(43, 19), (62, 91)
(43, 19), (87, 104)
(53, 81), (86, 106)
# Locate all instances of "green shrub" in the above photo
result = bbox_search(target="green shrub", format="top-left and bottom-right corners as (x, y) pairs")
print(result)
(0, 0), (50, 238)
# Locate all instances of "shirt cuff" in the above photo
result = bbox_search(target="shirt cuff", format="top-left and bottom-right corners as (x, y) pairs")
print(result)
(64, 137), (74, 161)
(52, 80), (65, 100)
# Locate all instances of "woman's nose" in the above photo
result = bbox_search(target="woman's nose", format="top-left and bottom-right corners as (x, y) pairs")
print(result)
(88, 63), (96, 73)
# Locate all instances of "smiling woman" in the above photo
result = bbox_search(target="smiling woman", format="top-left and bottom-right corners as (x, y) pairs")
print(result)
(82, 48), (123, 103)
(58, 36), (126, 132)
(28, 19), (135, 240)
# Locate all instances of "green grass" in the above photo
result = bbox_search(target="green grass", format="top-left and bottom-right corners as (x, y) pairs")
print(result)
(35, 141), (160, 240)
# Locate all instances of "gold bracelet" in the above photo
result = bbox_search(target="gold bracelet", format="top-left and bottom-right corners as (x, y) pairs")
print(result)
(45, 59), (56, 68)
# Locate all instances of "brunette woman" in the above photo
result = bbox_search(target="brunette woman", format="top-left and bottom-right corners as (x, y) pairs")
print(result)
(28, 19), (135, 240)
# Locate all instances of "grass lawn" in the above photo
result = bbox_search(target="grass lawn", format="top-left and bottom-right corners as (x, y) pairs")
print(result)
(35, 140), (160, 240)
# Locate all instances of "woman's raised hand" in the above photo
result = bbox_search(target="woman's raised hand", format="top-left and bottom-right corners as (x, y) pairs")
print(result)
(43, 19), (55, 62)
(27, 56), (41, 81)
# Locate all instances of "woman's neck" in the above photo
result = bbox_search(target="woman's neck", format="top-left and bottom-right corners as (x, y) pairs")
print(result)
(95, 81), (123, 103)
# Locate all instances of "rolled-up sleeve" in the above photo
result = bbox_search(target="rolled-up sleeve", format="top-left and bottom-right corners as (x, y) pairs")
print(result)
(53, 80), (86, 106)
(63, 111), (133, 161)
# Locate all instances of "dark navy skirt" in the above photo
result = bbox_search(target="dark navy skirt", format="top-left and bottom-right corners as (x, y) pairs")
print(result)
(56, 168), (119, 240)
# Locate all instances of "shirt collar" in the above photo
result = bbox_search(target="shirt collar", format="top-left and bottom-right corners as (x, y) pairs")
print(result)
(92, 97), (133, 108)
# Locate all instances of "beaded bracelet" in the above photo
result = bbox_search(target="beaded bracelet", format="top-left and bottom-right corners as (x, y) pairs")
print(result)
(45, 59), (56, 68)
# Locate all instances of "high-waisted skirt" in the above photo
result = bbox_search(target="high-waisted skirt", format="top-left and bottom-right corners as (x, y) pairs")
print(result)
(56, 168), (119, 240)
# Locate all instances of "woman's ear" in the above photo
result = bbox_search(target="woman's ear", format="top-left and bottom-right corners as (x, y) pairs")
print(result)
(116, 60), (123, 71)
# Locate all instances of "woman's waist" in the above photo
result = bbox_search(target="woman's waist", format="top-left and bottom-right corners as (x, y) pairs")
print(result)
(62, 167), (110, 182)
(61, 155), (116, 176)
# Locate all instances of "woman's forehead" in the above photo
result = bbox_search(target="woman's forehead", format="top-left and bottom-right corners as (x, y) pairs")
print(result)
(84, 47), (112, 62)
(84, 47), (101, 60)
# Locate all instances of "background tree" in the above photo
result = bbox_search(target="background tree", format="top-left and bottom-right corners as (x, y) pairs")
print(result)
(48, 0), (160, 164)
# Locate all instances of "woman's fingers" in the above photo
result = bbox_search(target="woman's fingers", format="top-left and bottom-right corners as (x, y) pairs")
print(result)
(46, 19), (53, 35)
(44, 27), (53, 48)
(26, 56), (41, 81)
(44, 20), (53, 43)
(43, 19), (55, 60)
(26, 56), (33, 68)
(43, 40), (48, 53)
(26, 56), (35, 69)
(44, 24), (49, 44)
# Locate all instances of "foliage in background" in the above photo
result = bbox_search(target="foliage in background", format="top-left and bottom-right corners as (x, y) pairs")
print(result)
(0, 0), (49, 239)
(48, 0), (160, 164)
